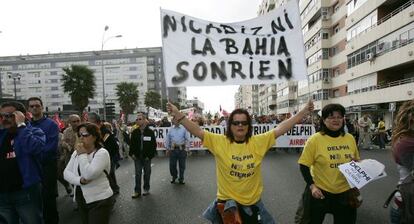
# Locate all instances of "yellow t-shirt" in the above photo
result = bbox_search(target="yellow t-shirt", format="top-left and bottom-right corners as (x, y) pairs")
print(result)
(203, 130), (275, 205)
(298, 132), (360, 194)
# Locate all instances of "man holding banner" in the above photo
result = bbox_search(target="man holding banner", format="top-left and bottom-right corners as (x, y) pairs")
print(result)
(167, 100), (313, 223)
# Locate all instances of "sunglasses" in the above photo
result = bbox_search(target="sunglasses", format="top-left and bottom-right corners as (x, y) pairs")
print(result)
(0, 112), (15, 119)
(78, 132), (91, 138)
(231, 120), (249, 126)
(29, 105), (41, 108)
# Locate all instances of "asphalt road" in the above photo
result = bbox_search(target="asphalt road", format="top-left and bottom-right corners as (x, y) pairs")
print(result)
(58, 148), (398, 224)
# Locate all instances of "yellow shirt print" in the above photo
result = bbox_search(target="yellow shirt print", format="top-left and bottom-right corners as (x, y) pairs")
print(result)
(203, 130), (275, 205)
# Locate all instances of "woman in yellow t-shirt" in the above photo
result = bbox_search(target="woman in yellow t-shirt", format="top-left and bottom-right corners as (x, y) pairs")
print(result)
(167, 101), (314, 224)
(298, 104), (360, 224)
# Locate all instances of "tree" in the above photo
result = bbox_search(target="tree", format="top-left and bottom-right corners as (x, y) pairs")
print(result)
(115, 82), (139, 121)
(161, 98), (168, 111)
(145, 91), (162, 109)
(61, 65), (96, 114)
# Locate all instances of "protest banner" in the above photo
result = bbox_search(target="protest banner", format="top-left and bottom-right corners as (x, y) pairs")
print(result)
(152, 124), (314, 150)
(160, 0), (307, 87)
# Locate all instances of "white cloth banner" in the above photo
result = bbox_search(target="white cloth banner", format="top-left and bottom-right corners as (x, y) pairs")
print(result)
(160, 0), (307, 87)
(152, 124), (315, 150)
(338, 159), (387, 189)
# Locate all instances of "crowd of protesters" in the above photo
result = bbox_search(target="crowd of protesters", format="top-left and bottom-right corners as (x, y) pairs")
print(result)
(0, 97), (409, 224)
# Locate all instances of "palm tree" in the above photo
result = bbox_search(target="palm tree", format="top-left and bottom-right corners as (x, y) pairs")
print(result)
(115, 82), (139, 121)
(61, 65), (96, 114)
(145, 91), (162, 109)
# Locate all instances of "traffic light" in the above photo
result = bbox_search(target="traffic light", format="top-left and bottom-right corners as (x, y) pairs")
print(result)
(105, 103), (115, 120)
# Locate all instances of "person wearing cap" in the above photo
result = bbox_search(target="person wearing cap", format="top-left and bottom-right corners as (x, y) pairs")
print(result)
(298, 104), (361, 224)
(167, 101), (314, 224)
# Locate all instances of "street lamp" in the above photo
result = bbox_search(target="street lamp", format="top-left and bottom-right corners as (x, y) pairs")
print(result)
(8, 72), (21, 100)
(101, 25), (122, 121)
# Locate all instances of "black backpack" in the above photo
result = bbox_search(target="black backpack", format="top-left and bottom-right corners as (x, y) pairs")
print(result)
(399, 171), (414, 224)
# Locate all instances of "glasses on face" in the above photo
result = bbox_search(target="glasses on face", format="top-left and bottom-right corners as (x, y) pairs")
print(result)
(0, 112), (15, 119)
(29, 104), (41, 108)
(78, 132), (91, 138)
(326, 116), (344, 120)
(231, 120), (249, 126)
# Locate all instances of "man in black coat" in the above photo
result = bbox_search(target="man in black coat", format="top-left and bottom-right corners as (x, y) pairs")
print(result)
(129, 113), (157, 198)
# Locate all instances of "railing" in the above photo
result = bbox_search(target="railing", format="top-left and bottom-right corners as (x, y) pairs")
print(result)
(348, 0), (414, 42)
(377, 0), (414, 26)
(376, 77), (414, 90)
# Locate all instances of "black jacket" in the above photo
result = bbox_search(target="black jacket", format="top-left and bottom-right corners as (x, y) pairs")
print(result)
(129, 126), (157, 160)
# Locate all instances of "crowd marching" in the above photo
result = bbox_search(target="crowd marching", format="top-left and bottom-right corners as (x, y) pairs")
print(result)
(0, 98), (413, 224)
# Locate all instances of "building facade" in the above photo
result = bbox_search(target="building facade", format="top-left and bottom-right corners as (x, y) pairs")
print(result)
(0, 47), (186, 117)
(254, 0), (414, 127)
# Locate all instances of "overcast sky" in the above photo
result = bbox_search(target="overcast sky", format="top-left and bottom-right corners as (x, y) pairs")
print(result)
(0, 0), (263, 113)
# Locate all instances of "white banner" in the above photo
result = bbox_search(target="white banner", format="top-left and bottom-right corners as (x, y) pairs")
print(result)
(160, 0), (307, 87)
(152, 124), (315, 150)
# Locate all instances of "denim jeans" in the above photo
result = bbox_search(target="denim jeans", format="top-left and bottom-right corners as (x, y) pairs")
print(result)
(0, 183), (43, 224)
(389, 206), (400, 224)
(378, 132), (386, 149)
(169, 150), (187, 181)
(134, 158), (151, 194)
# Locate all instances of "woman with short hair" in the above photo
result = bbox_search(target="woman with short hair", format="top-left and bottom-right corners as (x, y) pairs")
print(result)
(298, 104), (360, 224)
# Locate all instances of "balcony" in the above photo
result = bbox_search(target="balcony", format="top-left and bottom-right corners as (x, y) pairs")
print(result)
(331, 79), (414, 107)
(346, 0), (414, 51)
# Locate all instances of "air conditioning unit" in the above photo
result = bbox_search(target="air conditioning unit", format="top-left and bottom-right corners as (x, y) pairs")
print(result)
(366, 53), (375, 61)
(323, 78), (329, 83)
(322, 14), (330, 20)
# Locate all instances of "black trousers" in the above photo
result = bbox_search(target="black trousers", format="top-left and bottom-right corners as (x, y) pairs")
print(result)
(309, 190), (357, 224)
(42, 159), (59, 224)
(75, 187), (115, 224)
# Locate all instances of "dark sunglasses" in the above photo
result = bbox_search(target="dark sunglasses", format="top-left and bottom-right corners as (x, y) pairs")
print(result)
(0, 112), (15, 119)
(78, 132), (91, 138)
(231, 120), (249, 126)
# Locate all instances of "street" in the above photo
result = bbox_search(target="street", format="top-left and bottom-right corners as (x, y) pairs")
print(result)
(58, 148), (398, 224)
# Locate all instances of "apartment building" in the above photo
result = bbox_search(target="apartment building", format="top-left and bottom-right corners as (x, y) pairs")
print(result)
(255, 0), (414, 127)
(235, 85), (259, 115)
(0, 47), (187, 116)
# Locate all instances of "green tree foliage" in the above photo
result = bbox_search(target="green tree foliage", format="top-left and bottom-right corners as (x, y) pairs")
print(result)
(61, 65), (96, 114)
(145, 91), (162, 109)
(115, 82), (139, 121)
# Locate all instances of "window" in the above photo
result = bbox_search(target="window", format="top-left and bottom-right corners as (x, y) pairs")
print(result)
(409, 29), (414, 39)
(333, 3), (340, 13)
(322, 32), (329, 39)
(51, 87), (58, 91)
(400, 32), (409, 45)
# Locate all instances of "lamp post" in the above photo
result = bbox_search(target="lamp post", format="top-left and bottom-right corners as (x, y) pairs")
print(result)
(101, 25), (122, 121)
(8, 72), (21, 100)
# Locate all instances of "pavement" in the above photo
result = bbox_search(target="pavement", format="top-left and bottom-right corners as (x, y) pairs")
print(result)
(58, 146), (397, 224)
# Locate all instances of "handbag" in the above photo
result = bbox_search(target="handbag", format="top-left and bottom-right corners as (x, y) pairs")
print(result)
(346, 188), (363, 208)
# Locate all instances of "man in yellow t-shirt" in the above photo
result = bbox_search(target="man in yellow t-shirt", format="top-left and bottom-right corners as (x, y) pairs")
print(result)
(167, 101), (314, 224)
